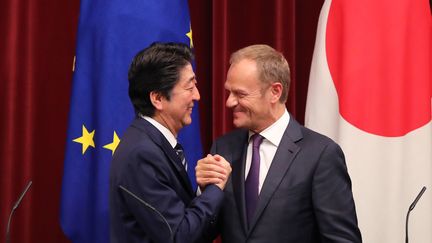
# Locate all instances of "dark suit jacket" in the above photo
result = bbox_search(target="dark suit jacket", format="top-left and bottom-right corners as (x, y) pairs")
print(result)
(210, 117), (362, 243)
(110, 118), (223, 243)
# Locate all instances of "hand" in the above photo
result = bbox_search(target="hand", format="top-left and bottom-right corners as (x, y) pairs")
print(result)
(195, 154), (232, 190)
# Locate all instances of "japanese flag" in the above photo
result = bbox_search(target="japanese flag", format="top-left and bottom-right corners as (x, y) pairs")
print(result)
(305, 0), (432, 242)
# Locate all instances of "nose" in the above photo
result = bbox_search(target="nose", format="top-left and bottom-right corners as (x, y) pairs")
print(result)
(192, 85), (200, 101)
(225, 92), (237, 108)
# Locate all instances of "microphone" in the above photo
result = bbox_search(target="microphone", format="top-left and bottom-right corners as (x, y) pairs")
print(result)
(118, 185), (173, 242)
(6, 181), (33, 243)
(405, 186), (426, 243)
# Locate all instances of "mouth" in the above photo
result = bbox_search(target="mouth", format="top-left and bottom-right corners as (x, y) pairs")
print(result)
(232, 108), (244, 114)
(232, 110), (243, 118)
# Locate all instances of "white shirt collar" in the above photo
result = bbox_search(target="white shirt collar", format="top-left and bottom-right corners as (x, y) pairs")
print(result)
(139, 115), (177, 148)
(249, 109), (290, 146)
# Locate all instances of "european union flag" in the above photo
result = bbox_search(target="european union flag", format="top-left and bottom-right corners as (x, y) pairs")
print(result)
(60, 0), (202, 242)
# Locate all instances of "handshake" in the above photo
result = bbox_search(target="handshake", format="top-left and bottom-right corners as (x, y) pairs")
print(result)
(195, 154), (232, 191)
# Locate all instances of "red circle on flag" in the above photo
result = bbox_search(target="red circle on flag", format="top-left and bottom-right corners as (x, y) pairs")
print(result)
(326, 0), (431, 137)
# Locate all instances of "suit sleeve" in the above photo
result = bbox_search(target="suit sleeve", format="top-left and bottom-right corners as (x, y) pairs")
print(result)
(312, 142), (362, 243)
(117, 145), (224, 243)
(202, 141), (223, 240)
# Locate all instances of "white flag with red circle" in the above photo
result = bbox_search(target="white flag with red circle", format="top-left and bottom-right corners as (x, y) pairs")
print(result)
(305, 0), (432, 242)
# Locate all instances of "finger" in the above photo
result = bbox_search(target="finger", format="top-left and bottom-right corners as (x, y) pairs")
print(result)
(197, 177), (223, 185)
(214, 154), (231, 166)
(197, 178), (220, 185)
(213, 154), (225, 162)
(196, 162), (227, 173)
(197, 156), (217, 165)
(196, 170), (227, 180)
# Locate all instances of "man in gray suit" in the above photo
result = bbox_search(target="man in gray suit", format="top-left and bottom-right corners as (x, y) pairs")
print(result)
(196, 44), (362, 242)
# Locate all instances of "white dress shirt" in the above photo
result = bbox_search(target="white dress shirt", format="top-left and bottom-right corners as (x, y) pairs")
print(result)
(245, 109), (290, 193)
(140, 115), (177, 149)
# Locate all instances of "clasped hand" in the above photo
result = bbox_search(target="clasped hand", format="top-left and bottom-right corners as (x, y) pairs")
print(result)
(195, 154), (232, 190)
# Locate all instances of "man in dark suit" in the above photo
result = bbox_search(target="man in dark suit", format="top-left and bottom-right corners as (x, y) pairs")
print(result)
(110, 42), (231, 243)
(196, 44), (362, 242)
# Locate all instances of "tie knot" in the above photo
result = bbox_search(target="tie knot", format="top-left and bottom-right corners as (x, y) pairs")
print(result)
(251, 133), (264, 148)
(175, 143), (185, 157)
(175, 143), (183, 151)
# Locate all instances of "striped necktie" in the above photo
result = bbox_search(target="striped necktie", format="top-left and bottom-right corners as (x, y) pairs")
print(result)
(174, 143), (187, 171)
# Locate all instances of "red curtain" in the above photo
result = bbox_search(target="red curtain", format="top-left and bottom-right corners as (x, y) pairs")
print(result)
(0, 0), (79, 242)
(190, 0), (323, 150)
(0, 0), (322, 242)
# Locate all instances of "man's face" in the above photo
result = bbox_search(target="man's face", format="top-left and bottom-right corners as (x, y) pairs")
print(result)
(225, 59), (273, 132)
(160, 63), (200, 134)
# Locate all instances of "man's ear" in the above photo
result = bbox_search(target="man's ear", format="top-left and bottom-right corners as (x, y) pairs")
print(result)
(270, 82), (283, 103)
(150, 91), (164, 110)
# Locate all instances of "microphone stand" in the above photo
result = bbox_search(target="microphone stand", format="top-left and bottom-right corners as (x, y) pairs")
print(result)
(405, 186), (426, 243)
(5, 181), (33, 243)
(119, 185), (173, 242)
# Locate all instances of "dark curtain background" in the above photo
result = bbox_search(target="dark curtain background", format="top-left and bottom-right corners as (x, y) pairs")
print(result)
(0, 0), (79, 242)
(190, 0), (324, 150)
(0, 0), (323, 242)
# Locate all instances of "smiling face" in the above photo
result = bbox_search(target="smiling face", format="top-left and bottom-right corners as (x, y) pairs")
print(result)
(225, 59), (276, 132)
(153, 63), (200, 135)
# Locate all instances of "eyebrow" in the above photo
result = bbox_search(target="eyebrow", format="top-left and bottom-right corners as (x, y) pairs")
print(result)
(186, 75), (196, 84)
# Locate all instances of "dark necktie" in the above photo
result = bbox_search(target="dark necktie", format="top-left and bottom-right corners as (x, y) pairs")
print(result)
(245, 133), (264, 226)
(175, 143), (187, 171)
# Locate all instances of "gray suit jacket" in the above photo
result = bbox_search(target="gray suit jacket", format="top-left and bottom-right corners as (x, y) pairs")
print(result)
(210, 117), (362, 243)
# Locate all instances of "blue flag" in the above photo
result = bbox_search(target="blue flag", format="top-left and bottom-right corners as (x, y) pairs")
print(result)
(60, 0), (202, 242)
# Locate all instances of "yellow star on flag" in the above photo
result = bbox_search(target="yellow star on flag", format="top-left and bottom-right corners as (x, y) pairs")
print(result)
(186, 24), (193, 48)
(103, 131), (120, 155)
(73, 125), (95, 154)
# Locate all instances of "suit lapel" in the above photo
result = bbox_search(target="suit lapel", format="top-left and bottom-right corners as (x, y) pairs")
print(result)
(231, 135), (249, 233)
(248, 118), (303, 232)
(160, 139), (194, 196)
(132, 118), (194, 197)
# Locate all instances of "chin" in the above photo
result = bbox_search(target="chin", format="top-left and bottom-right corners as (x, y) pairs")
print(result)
(183, 118), (192, 126)
(233, 119), (245, 128)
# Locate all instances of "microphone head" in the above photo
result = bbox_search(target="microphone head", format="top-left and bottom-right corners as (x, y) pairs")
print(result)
(13, 181), (32, 210)
(408, 186), (426, 211)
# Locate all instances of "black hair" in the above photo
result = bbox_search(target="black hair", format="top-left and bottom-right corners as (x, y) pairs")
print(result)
(128, 42), (193, 116)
